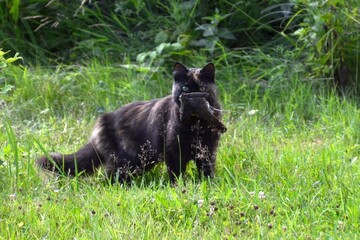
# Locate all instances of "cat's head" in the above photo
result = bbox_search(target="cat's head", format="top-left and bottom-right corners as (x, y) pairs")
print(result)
(172, 62), (218, 107)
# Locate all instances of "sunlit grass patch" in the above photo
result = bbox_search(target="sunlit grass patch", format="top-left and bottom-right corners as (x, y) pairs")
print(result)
(1, 56), (360, 238)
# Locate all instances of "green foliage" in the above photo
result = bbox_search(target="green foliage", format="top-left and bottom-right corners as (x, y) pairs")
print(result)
(2, 1), (360, 237)
(9, 0), (20, 22)
(191, 8), (235, 55)
(0, 49), (22, 98)
(0, 49), (22, 69)
(289, 0), (360, 90)
(7, 0), (350, 87)
(0, 1), (292, 64)
(136, 42), (184, 65)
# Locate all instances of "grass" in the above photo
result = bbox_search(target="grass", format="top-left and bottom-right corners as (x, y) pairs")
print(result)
(1, 54), (360, 239)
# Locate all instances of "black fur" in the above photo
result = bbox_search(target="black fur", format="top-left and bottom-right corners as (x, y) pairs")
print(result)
(37, 63), (225, 183)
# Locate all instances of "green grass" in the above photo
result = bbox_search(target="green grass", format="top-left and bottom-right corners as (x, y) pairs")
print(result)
(1, 55), (360, 239)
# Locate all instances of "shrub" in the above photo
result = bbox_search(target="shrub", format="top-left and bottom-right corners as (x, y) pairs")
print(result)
(290, 0), (360, 92)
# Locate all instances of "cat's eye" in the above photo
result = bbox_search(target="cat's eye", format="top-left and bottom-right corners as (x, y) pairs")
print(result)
(199, 86), (207, 92)
(182, 86), (189, 92)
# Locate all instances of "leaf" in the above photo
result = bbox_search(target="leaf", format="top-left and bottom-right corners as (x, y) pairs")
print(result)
(206, 39), (217, 56)
(179, 0), (196, 10)
(9, 0), (20, 22)
(6, 57), (22, 64)
(190, 39), (208, 47)
(352, 8), (358, 17)
(0, 49), (10, 58)
(154, 31), (169, 44)
(156, 43), (171, 54)
(1, 85), (15, 94)
(190, 39), (217, 54)
(293, 27), (306, 36)
(217, 28), (236, 40)
(148, 51), (157, 60)
(195, 24), (216, 37)
(119, 64), (156, 73)
(218, 12), (233, 22)
(170, 42), (183, 50)
(136, 52), (148, 63)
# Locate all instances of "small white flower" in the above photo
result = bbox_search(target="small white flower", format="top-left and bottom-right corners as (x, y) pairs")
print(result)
(258, 191), (266, 199)
(249, 191), (255, 197)
(53, 189), (60, 193)
(338, 221), (344, 229)
(9, 194), (16, 200)
(208, 207), (215, 217)
(198, 199), (204, 208)
(248, 109), (258, 115)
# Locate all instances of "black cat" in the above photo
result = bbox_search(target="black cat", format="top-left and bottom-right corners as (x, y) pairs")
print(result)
(37, 62), (225, 183)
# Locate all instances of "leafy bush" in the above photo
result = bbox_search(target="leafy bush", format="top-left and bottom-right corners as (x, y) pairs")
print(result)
(0, 49), (22, 69)
(1, 1), (290, 63)
(289, 0), (360, 91)
(2, 0), (360, 92)
(0, 49), (22, 96)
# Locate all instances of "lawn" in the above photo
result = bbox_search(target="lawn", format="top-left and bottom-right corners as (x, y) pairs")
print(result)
(1, 56), (359, 238)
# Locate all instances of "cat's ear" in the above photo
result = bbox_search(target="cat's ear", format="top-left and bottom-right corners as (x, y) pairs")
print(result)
(173, 62), (188, 82)
(201, 63), (215, 82)
(174, 62), (188, 73)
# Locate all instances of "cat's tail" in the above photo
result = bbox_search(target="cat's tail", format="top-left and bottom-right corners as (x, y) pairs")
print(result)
(36, 142), (102, 176)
